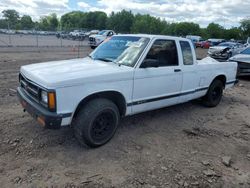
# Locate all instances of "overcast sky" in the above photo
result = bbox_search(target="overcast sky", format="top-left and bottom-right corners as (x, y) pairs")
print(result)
(0, 0), (249, 28)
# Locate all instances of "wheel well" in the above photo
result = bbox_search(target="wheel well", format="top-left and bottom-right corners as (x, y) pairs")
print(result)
(213, 75), (226, 87)
(73, 91), (127, 119)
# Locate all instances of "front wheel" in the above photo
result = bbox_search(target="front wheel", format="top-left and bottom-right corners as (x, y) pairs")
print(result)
(202, 80), (224, 107)
(73, 98), (120, 147)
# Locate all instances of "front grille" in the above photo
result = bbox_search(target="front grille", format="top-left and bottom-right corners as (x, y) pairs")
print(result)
(20, 74), (40, 101)
(89, 37), (95, 42)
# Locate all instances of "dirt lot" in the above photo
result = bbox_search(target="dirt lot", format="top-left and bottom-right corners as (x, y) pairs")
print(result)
(0, 47), (250, 188)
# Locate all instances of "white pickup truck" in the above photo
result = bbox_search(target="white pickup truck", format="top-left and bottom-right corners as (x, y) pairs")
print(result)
(18, 34), (238, 147)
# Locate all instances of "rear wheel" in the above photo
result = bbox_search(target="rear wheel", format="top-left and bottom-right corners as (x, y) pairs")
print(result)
(202, 80), (224, 107)
(73, 98), (120, 147)
(90, 46), (95, 49)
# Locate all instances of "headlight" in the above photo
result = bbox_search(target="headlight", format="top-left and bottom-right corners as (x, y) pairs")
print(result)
(40, 90), (56, 111)
(41, 90), (48, 104)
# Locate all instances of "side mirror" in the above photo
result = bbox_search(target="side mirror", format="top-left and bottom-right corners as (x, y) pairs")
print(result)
(140, 59), (159, 68)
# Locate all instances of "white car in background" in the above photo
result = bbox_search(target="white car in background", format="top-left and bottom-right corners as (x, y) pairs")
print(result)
(208, 42), (246, 60)
(85, 30), (99, 37)
(89, 30), (115, 49)
(229, 47), (250, 76)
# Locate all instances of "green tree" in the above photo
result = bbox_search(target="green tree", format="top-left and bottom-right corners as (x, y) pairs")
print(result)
(85, 11), (107, 29)
(206, 23), (224, 38)
(240, 18), (250, 37)
(39, 17), (49, 30)
(60, 11), (85, 30)
(107, 10), (134, 33)
(224, 27), (242, 40)
(131, 14), (165, 34)
(0, 19), (8, 29)
(174, 22), (201, 36)
(47, 13), (59, 31)
(20, 15), (34, 29)
(2, 9), (19, 29)
(38, 13), (59, 31)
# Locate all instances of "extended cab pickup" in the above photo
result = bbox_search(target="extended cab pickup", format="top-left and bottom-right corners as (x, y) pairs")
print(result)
(18, 34), (238, 147)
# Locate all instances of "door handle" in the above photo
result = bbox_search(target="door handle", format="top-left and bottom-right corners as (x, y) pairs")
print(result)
(174, 69), (181, 72)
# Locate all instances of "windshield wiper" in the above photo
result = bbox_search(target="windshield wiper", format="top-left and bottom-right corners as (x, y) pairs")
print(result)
(95, 57), (113, 62)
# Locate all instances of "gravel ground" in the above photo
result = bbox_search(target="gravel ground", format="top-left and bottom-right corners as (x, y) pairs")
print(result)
(0, 47), (250, 187)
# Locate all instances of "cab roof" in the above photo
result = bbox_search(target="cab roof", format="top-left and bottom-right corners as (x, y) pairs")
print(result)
(115, 34), (189, 41)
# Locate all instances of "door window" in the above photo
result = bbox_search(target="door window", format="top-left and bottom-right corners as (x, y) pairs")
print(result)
(142, 39), (178, 67)
(180, 41), (194, 65)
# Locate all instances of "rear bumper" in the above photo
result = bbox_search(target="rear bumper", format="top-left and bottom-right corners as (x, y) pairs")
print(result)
(237, 62), (250, 76)
(17, 87), (71, 129)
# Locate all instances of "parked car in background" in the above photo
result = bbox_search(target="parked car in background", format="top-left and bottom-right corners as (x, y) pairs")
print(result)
(85, 30), (99, 37)
(186, 35), (202, 47)
(17, 34), (238, 147)
(186, 35), (202, 42)
(201, 41), (210, 49)
(89, 30), (115, 49)
(195, 40), (210, 49)
(69, 30), (86, 40)
(229, 47), (250, 76)
(56, 31), (69, 39)
(208, 42), (246, 60)
(207, 39), (225, 46)
(195, 39), (205, 48)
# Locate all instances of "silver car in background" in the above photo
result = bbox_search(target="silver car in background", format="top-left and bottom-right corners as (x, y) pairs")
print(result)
(208, 42), (245, 60)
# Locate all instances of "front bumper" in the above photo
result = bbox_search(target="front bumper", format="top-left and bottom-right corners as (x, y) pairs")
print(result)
(208, 51), (229, 60)
(88, 41), (98, 47)
(17, 87), (71, 129)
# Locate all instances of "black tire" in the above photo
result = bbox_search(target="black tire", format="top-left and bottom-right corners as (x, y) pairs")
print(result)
(73, 98), (120, 147)
(202, 79), (224, 107)
(90, 46), (95, 49)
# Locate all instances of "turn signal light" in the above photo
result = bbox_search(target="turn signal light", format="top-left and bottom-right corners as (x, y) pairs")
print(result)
(48, 92), (56, 111)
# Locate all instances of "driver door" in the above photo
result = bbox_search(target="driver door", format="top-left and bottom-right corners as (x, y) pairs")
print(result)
(132, 39), (183, 114)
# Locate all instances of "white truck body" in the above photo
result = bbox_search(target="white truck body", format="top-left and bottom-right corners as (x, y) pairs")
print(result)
(18, 35), (238, 128)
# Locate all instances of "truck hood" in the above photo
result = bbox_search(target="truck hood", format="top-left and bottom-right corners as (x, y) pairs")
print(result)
(20, 57), (133, 88)
(229, 54), (250, 63)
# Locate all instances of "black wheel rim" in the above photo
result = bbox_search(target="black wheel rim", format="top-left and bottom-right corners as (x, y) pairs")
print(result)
(211, 86), (222, 101)
(91, 110), (116, 142)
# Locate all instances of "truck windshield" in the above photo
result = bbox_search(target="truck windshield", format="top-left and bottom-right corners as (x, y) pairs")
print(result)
(90, 36), (150, 67)
(98, 30), (107, 35)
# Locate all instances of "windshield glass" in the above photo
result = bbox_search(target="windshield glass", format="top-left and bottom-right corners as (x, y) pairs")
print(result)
(241, 47), (250, 55)
(98, 30), (107, 35)
(90, 36), (150, 67)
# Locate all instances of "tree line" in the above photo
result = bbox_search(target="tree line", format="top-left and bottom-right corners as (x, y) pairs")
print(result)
(0, 9), (249, 40)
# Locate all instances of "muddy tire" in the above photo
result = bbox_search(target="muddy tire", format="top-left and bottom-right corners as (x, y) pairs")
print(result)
(202, 79), (224, 107)
(73, 98), (120, 147)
